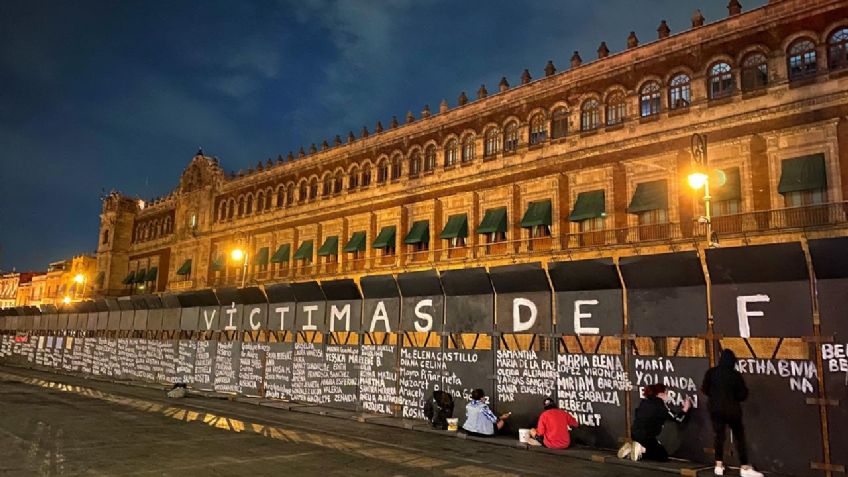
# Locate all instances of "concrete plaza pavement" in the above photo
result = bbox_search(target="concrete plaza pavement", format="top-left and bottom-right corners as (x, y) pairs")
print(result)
(0, 366), (706, 477)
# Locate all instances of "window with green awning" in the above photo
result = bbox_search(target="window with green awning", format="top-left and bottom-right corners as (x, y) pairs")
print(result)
(293, 240), (313, 261)
(145, 267), (158, 282)
(176, 259), (192, 276)
(317, 236), (339, 256)
(569, 190), (606, 221)
(271, 244), (291, 263)
(520, 200), (552, 228)
(404, 220), (430, 244)
(253, 247), (270, 265)
(372, 226), (396, 249)
(478, 207), (507, 234)
(134, 269), (147, 284)
(777, 153), (826, 194)
(343, 231), (366, 253)
(628, 180), (668, 213)
(713, 168), (741, 201)
(440, 214), (468, 239)
(121, 271), (135, 285)
(211, 255), (225, 271)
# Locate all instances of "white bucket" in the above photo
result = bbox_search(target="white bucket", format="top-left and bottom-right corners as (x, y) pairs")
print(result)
(446, 418), (459, 431)
(518, 428), (531, 443)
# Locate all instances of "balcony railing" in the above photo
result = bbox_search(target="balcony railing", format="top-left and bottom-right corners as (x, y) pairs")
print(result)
(693, 202), (848, 237)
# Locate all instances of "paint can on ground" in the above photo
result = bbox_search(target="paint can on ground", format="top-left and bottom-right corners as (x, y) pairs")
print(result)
(446, 418), (458, 431)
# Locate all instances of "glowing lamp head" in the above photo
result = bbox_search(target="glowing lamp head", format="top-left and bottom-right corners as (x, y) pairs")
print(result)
(62, 296), (71, 304)
(688, 172), (708, 190)
(73, 274), (85, 284)
(231, 249), (245, 261)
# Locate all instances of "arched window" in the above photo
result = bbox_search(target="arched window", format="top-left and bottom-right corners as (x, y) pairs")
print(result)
(461, 135), (475, 163)
(102, 229), (110, 245)
(828, 28), (848, 70)
(218, 202), (226, 222)
(299, 182), (308, 202)
(581, 99), (600, 131)
(276, 188), (285, 208)
(322, 175), (332, 196)
(333, 171), (343, 194)
(639, 81), (661, 117)
(668, 74), (691, 109)
(265, 190), (272, 210)
(444, 139), (458, 167)
(256, 192), (265, 213)
(788, 39), (817, 80)
(348, 167), (359, 190)
(391, 155), (402, 180)
(606, 92), (626, 126)
(551, 107), (568, 139)
(424, 145), (436, 172)
(361, 165), (372, 187)
(503, 122), (519, 153)
(484, 128), (501, 157)
(409, 151), (422, 177)
(246, 195), (253, 214)
(708, 62), (734, 99)
(285, 187), (294, 206)
(238, 196), (246, 216)
(529, 114), (547, 145)
(377, 160), (389, 183)
(741, 52), (768, 91)
(228, 199), (235, 219)
(309, 178), (318, 200)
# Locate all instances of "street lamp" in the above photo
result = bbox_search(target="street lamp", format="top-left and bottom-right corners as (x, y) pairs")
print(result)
(73, 273), (86, 299)
(689, 133), (715, 248)
(62, 296), (71, 305)
(231, 248), (248, 288)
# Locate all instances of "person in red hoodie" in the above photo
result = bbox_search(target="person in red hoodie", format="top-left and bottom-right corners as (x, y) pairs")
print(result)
(528, 397), (579, 448)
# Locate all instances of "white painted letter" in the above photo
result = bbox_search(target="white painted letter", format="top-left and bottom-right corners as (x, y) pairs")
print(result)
(512, 298), (537, 332)
(330, 304), (351, 332)
(202, 309), (217, 330)
(274, 306), (290, 331)
(248, 307), (261, 330)
(414, 299), (434, 332)
(224, 302), (238, 330)
(737, 295), (770, 338)
(574, 300), (600, 335)
(368, 301), (390, 332)
(302, 305), (319, 331)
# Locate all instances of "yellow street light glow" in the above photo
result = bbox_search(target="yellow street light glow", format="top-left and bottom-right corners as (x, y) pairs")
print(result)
(231, 249), (245, 261)
(62, 296), (71, 304)
(73, 274), (85, 284)
(688, 172), (708, 190)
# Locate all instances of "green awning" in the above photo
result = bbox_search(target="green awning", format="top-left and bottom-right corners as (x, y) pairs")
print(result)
(121, 271), (135, 285)
(372, 226), (396, 249)
(569, 190), (606, 221)
(520, 200), (552, 228)
(270, 244), (291, 263)
(404, 220), (430, 244)
(145, 267), (158, 282)
(777, 153), (827, 194)
(134, 268), (147, 284)
(253, 247), (269, 265)
(317, 236), (339, 256)
(293, 240), (313, 261)
(478, 207), (507, 234)
(440, 214), (468, 239)
(95, 271), (105, 287)
(176, 259), (192, 276)
(713, 168), (741, 201)
(628, 180), (668, 213)
(343, 231), (367, 253)
(211, 255), (225, 271)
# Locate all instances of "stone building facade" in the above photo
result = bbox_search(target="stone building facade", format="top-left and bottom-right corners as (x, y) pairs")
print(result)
(97, 0), (848, 296)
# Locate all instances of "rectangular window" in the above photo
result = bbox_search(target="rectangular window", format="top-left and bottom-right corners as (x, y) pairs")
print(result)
(579, 217), (605, 233)
(637, 209), (668, 225)
(784, 189), (825, 208)
(712, 199), (741, 217)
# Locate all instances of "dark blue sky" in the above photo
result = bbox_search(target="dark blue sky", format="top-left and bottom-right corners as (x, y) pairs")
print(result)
(0, 0), (766, 271)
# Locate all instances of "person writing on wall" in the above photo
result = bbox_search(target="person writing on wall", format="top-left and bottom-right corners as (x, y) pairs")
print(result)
(527, 397), (579, 448)
(618, 383), (690, 461)
(462, 388), (510, 437)
(701, 349), (763, 477)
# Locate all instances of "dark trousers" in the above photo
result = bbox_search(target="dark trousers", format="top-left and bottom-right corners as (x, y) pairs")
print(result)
(633, 435), (669, 462)
(712, 415), (748, 464)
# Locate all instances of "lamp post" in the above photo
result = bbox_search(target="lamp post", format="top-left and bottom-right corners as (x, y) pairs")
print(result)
(688, 133), (715, 248)
(231, 248), (248, 288)
(73, 273), (86, 300)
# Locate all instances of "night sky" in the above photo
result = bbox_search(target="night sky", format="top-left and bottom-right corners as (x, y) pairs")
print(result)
(0, 0), (767, 271)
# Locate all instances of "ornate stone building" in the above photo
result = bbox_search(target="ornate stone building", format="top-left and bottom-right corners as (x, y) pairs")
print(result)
(97, 0), (848, 296)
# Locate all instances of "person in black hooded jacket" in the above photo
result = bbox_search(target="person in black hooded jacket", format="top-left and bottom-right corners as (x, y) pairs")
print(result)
(701, 349), (762, 477)
(618, 383), (690, 462)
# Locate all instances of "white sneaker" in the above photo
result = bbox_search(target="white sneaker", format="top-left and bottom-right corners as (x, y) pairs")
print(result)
(714, 465), (725, 475)
(631, 442), (645, 461)
(617, 442), (632, 459)
(740, 467), (763, 477)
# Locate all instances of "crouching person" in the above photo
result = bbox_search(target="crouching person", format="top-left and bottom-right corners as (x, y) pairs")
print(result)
(528, 397), (578, 449)
(423, 390), (454, 430)
(462, 388), (510, 437)
(618, 383), (690, 462)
